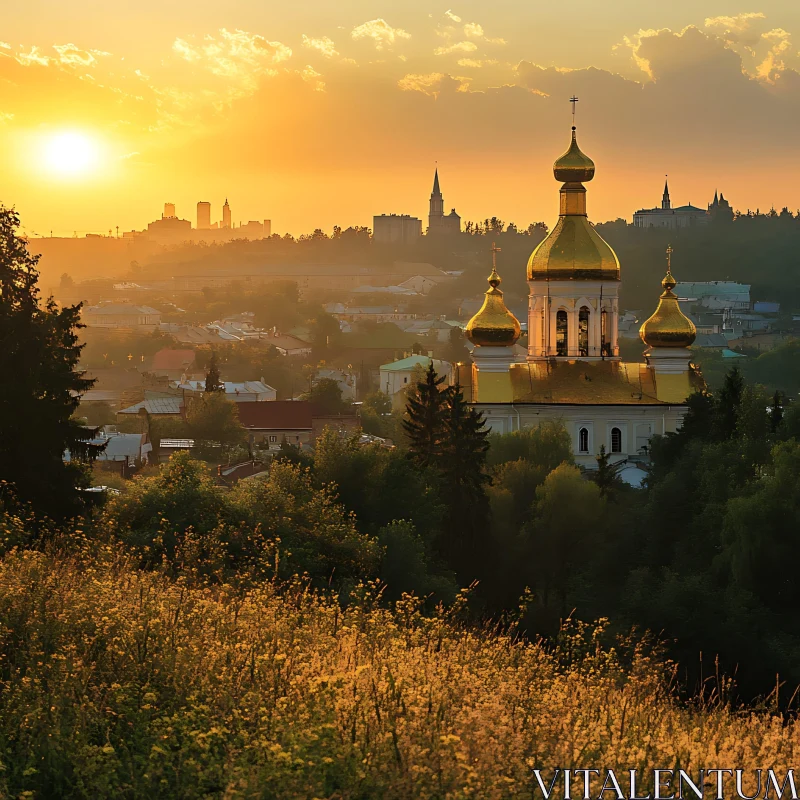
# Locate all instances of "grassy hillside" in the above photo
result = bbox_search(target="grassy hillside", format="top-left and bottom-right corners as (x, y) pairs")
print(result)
(0, 542), (797, 799)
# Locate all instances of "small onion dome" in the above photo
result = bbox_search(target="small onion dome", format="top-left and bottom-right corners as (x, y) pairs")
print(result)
(640, 268), (696, 348)
(554, 127), (595, 183)
(466, 267), (521, 347)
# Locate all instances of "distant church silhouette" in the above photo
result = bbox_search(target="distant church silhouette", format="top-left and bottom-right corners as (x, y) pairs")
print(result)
(427, 168), (461, 235)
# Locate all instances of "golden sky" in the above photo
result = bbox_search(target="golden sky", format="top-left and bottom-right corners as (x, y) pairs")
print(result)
(2, 2), (800, 237)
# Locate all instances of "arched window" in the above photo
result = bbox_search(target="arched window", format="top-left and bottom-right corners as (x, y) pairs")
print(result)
(611, 427), (622, 453)
(556, 310), (568, 356)
(578, 306), (590, 357)
(579, 427), (589, 453)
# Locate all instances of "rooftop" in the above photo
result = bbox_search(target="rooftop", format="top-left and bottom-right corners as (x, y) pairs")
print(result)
(118, 397), (183, 416)
(237, 401), (314, 431)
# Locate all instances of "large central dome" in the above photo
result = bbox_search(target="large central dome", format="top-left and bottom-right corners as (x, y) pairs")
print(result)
(527, 126), (620, 282)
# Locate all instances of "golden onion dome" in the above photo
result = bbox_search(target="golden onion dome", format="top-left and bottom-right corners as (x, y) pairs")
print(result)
(528, 125), (619, 282)
(466, 265), (521, 347)
(554, 127), (595, 183)
(640, 256), (696, 348)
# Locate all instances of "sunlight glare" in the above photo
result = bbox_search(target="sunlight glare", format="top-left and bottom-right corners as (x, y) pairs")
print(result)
(42, 132), (99, 177)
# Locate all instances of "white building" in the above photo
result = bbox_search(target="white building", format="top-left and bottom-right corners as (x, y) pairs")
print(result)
(633, 179), (709, 228)
(82, 303), (161, 330)
(379, 355), (452, 402)
(172, 380), (277, 402)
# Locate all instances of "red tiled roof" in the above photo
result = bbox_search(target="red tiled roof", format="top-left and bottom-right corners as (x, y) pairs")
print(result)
(237, 401), (314, 431)
(151, 349), (196, 371)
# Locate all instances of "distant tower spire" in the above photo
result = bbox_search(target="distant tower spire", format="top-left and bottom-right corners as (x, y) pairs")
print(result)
(429, 165), (444, 232)
(662, 175), (671, 210)
(222, 198), (232, 229)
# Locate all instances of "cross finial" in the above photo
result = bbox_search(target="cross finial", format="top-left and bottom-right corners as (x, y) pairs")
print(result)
(666, 244), (673, 270)
(491, 241), (501, 270)
(570, 95), (579, 125)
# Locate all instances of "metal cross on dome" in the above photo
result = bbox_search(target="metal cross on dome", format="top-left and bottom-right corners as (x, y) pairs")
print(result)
(666, 244), (673, 270)
(491, 241), (501, 270)
(570, 95), (579, 124)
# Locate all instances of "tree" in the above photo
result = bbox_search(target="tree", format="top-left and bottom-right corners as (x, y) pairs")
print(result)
(403, 363), (449, 468)
(593, 445), (624, 499)
(770, 391), (784, 433)
(0, 207), (103, 517)
(713, 366), (744, 441)
(439, 382), (490, 561)
(302, 378), (348, 414)
(523, 464), (604, 613)
(204, 350), (223, 393)
(185, 392), (245, 446)
(442, 326), (469, 365)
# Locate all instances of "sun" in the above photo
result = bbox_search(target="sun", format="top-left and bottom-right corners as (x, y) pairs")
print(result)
(42, 132), (99, 176)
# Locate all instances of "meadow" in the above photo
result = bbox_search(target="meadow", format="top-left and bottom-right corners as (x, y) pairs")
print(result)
(0, 539), (797, 800)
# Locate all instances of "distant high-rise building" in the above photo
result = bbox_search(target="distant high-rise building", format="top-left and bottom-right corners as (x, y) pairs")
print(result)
(427, 168), (460, 235)
(163, 202), (176, 219)
(373, 214), (422, 244)
(708, 190), (734, 223)
(263, 219), (272, 237)
(197, 201), (211, 229)
(222, 199), (232, 229)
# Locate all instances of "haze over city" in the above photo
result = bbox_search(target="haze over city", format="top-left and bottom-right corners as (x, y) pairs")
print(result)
(4, 1), (800, 236)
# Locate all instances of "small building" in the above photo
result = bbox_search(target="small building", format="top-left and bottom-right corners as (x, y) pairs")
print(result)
(379, 355), (452, 400)
(149, 349), (197, 381)
(116, 396), (184, 421)
(82, 303), (161, 330)
(172, 380), (277, 402)
(676, 281), (751, 312)
(373, 214), (422, 245)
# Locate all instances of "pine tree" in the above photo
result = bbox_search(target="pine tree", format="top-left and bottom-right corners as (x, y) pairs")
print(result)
(0, 206), (103, 517)
(593, 445), (623, 499)
(713, 365), (744, 440)
(439, 382), (490, 561)
(204, 351), (223, 393)
(403, 363), (449, 468)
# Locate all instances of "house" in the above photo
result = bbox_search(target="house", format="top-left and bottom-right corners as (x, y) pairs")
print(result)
(82, 303), (161, 330)
(261, 333), (313, 357)
(237, 401), (314, 449)
(379, 355), (452, 404)
(172, 380), (277, 402)
(237, 401), (359, 450)
(116, 396), (184, 421)
(65, 430), (151, 474)
(149, 349), (197, 380)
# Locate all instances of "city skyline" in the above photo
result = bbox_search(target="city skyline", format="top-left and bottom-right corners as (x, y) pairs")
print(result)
(3, 3), (800, 236)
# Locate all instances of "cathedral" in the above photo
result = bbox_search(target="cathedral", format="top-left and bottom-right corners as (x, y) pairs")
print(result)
(460, 124), (704, 466)
(427, 168), (461, 235)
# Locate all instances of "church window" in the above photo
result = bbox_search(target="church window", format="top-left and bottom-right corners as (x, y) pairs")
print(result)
(578, 427), (589, 453)
(556, 310), (568, 356)
(578, 306), (590, 357)
(611, 427), (622, 453)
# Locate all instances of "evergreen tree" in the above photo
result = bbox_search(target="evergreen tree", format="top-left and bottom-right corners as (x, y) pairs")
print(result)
(712, 365), (744, 441)
(0, 206), (102, 517)
(439, 382), (490, 562)
(204, 351), (223, 393)
(593, 445), (624, 499)
(403, 363), (449, 468)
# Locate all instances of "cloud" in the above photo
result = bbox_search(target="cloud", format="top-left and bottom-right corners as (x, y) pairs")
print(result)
(444, 10), (461, 23)
(434, 41), (478, 56)
(705, 12), (766, 44)
(458, 59), (483, 67)
(302, 35), (339, 59)
(351, 19), (410, 50)
(301, 64), (325, 91)
(15, 47), (52, 67)
(464, 23), (484, 38)
(397, 72), (469, 96)
(53, 43), (110, 67)
(172, 28), (291, 86)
